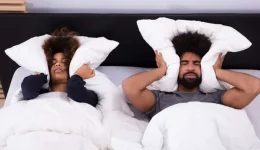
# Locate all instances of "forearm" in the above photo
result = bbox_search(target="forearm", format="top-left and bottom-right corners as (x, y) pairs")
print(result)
(215, 69), (260, 93)
(123, 68), (165, 92)
(21, 74), (47, 100)
(67, 75), (99, 107)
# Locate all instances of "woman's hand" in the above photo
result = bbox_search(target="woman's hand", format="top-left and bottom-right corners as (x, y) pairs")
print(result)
(75, 64), (95, 79)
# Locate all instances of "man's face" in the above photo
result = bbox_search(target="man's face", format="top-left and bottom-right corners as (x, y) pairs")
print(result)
(50, 52), (68, 85)
(178, 52), (202, 89)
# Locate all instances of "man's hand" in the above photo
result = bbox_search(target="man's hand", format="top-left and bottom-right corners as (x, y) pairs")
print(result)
(75, 64), (95, 80)
(212, 53), (260, 109)
(213, 53), (225, 76)
(155, 50), (167, 77)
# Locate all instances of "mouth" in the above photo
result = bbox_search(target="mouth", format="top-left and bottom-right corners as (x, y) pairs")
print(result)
(184, 73), (197, 78)
(54, 67), (64, 73)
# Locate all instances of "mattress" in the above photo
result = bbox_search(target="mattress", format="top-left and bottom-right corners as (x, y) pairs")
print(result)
(4, 66), (260, 138)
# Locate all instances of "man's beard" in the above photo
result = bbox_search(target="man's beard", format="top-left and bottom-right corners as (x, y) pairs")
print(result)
(178, 72), (202, 89)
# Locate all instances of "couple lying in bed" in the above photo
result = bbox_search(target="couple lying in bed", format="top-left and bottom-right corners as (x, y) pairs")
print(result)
(21, 28), (260, 119)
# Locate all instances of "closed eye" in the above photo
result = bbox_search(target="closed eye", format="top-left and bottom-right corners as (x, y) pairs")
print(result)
(193, 61), (201, 66)
(181, 60), (189, 65)
(62, 59), (66, 63)
(52, 60), (57, 65)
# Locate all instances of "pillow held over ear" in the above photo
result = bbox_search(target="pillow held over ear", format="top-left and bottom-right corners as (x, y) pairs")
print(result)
(5, 35), (50, 75)
(5, 34), (134, 116)
(137, 17), (252, 93)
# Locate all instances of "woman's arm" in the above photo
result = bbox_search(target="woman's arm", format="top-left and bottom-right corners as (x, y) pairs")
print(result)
(67, 75), (99, 107)
(21, 73), (48, 100)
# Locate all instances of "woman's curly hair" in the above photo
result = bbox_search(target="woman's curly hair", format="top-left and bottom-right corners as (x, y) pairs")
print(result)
(172, 31), (212, 58)
(42, 27), (80, 70)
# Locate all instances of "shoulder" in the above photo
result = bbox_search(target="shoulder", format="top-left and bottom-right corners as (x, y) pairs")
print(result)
(199, 90), (226, 95)
(200, 90), (226, 104)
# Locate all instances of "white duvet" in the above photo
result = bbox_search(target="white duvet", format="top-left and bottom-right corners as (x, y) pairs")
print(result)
(102, 110), (148, 150)
(2, 93), (260, 150)
(142, 102), (260, 150)
(0, 92), (109, 150)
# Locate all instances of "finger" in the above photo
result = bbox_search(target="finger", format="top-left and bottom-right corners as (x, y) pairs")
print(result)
(158, 52), (162, 56)
(221, 55), (225, 63)
(221, 54), (225, 59)
(155, 50), (160, 56)
(219, 53), (223, 59)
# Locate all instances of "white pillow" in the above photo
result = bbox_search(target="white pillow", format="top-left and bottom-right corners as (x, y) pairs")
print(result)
(5, 34), (134, 116)
(5, 34), (50, 75)
(137, 17), (252, 93)
(69, 37), (119, 73)
(68, 37), (134, 116)
(137, 18), (180, 92)
(82, 71), (134, 116)
(5, 35), (119, 78)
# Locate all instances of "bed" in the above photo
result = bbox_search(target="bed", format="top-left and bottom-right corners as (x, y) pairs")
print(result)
(1, 13), (260, 96)
(0, 13), (260, 149)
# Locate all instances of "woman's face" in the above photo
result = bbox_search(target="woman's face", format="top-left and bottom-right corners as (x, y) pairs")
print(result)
(50, 52), (68, 85)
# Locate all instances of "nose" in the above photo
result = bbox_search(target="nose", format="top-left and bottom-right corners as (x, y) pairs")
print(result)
(187, 63), (195, 71)
(55, 62), (61, 67)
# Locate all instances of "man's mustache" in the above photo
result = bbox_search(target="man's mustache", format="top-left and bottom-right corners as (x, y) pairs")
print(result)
(183, 72), (199, 77)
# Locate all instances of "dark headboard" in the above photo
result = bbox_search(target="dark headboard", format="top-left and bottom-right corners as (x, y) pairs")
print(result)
(0, 13), (260, 96)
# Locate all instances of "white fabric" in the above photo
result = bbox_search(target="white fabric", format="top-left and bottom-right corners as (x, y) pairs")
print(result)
(102, 110), (148, 150)
(5, 67), (260, 139)
(69, 36), (119, 74)
(6, 66), (150, 106)
(82, 70), (134, 116)
(67, 38), (134, 116)
(5, 35), (50, 75)
(137, 17), (252, 93)
(4, 35), (134, 116)
(142, 102), (260, 150)
(137, 18), (180, 92)
(0, 92), (109, 150)
(5, 34), (119, 82)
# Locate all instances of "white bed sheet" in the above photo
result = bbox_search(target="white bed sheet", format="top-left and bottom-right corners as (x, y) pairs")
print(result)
(4, 66), (260, 138)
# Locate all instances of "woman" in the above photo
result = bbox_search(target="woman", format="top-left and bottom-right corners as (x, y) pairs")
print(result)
(21, 27), (98, 107)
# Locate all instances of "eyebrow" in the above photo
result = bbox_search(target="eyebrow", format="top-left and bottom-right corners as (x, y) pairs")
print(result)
(193, 60), (201, 63)
(181, 60), (201, 63)
(52, 58), (66, 61)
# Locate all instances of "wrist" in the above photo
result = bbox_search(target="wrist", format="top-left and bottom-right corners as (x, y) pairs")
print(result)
(74, 73), (84, 79)
(214, 68), (223, 79)
(155, 67), (167, 79)
(74, 73), (83, 79)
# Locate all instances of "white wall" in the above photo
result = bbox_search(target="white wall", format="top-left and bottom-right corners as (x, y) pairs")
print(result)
(26, 0), (260, 13)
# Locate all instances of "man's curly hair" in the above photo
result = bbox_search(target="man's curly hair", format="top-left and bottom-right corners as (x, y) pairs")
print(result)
(42, 27), (80, 70)
(172, 31), (212, 58)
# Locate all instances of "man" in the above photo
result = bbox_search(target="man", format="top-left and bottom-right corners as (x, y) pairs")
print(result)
(21, 28), (98, 107)
(122, 32), (260, 119)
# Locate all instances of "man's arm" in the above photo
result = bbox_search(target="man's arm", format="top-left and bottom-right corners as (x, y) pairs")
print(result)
(214, 54), (260, 109)
(122, 51), (167, 112)
(67, 75), (99, 107)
